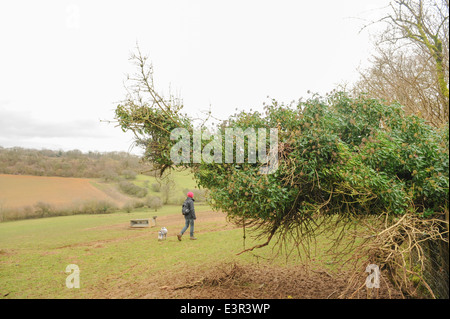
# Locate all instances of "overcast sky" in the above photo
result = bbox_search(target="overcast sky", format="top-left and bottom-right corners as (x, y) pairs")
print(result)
(0, 0), (390, 154)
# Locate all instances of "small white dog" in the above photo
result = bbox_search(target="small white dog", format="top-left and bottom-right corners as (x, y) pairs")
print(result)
(158, 227), (168, 240)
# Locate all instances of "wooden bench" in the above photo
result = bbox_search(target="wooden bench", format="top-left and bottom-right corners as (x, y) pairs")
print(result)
(129, 216), (157, 228)
(130, 219), (149, 228)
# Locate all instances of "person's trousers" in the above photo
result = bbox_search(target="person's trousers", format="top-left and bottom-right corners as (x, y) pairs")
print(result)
(181, 218), (195, 237)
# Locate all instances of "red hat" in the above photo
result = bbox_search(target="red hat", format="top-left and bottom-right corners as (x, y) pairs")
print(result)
(187, 192), (194, 198)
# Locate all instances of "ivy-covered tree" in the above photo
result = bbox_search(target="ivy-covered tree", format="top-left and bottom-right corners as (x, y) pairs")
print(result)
(115, 49), (449, 297)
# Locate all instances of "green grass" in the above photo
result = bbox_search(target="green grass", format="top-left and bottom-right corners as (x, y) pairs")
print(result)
(134, 171), (199, 195)
(0, 167), (349, 299)
(0, 204), (294, 298)
(0, 169), (333, 299)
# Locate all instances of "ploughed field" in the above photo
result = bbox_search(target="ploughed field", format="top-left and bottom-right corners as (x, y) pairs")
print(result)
(0, 174), (124, 209)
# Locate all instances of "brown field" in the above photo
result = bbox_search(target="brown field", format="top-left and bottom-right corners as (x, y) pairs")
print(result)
(0, 174), (124, 209)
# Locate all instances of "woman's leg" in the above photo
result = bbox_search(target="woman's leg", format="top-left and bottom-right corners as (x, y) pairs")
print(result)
(180, 218), (190, 235)
(189, 219), (195, 237)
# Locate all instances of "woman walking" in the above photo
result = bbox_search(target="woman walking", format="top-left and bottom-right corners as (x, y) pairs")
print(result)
(177, 192), (197, 240)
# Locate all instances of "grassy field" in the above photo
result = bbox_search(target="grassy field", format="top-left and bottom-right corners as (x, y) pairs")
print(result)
(0, 204), (404, 299)
(0, 203), (297, 299)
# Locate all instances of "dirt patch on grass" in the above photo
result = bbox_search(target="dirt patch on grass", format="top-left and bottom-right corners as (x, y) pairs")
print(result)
(158, 263), (403, 299)
(89, 261), (402, 299)
(0, 249), (16, 257)
(55, 235), (147, 250)
(40, 250), (59, 257)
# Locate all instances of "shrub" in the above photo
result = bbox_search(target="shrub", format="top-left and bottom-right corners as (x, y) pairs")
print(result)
(22, 206), (35, 219)
(151, 183), (161, 192)
(34, 201), (54, 218)
(80, 200), (118, 214)
(122, 201), (134, 213)
(132, 200), (146, 209)
(101, 169), (120, 182)
(119, 181), (148, 198)
(146, 196), (163, 211)
(121, 169), (137, 180)
(0, 201), (5, 222)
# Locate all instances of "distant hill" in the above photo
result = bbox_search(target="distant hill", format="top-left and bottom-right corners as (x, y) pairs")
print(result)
(0, 147), (206, 222)
(0, 146), (152, 179)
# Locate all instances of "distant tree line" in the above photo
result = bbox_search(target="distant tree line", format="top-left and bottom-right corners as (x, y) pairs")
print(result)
(0, 146), (151, 178)
(0, 199), (120, 222)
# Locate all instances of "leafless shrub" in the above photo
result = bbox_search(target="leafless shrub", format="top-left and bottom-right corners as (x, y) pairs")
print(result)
(339, 211), (449, 298)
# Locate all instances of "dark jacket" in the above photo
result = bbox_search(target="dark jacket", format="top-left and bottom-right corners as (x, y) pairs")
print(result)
(184, 197), (196, 220)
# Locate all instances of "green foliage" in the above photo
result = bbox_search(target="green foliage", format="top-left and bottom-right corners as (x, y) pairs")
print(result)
(116, 91), (449, 238)
(118, 181), (148, 198)
(115, 102), (191, 175)
(200, 94), (448, 225)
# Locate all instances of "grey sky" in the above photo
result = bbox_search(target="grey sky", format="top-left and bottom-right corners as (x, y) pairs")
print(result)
(0, 0), (390, 154)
